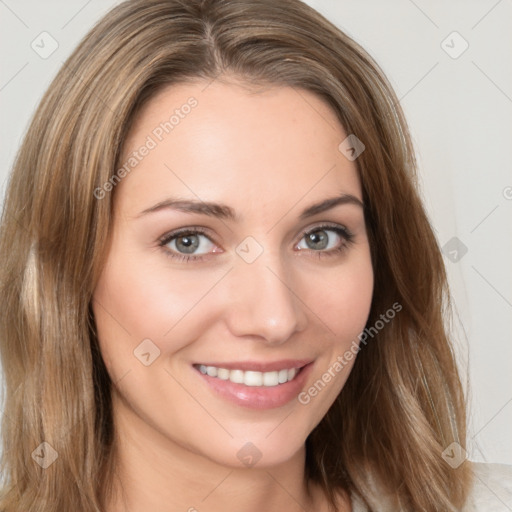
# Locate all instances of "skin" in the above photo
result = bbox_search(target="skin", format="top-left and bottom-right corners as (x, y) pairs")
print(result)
(92, 77), (374, 512)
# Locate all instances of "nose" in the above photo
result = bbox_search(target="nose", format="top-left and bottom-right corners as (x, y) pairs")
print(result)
(222, 255), (308, 345)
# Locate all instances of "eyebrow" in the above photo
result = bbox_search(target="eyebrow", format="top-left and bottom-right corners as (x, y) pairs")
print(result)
(137, 193), (364, 221)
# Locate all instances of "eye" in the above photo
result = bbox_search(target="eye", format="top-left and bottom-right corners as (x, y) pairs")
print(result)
(159, 227), (219, 260)
(158, 224), (354, 263)
(296, 225), (353, 254)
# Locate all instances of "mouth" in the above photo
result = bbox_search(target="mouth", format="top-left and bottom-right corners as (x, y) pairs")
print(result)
(194, 364), (301, 387)
(192, 360), (313, 410)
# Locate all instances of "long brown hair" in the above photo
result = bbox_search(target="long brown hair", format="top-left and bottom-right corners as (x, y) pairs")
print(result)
(0, 0), (472, 510)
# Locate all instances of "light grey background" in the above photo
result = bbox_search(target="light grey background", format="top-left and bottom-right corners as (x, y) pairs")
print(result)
(1, 0), (511, 465)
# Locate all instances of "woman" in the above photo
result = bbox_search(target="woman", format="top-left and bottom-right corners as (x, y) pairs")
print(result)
(0, 0), (510, 510)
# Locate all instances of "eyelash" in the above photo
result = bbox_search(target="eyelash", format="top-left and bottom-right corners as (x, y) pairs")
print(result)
(158, 224), (355, 263)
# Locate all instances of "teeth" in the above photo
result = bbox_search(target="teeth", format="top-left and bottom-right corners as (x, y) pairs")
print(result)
(206, 366), (218, 377)
(197, 365), (301, 387)
(230, 369), (244, 384)
(278, 369), (288, 383)
(217, 368), (230, 380)
(263, 371), (279, 387)
(244, 371), (262, 387)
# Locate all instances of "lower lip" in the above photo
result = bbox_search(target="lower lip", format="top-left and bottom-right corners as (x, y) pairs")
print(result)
(194, 363), (314, 410)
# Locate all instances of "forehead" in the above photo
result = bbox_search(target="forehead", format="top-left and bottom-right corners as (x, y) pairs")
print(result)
(116, 79), (362, 216)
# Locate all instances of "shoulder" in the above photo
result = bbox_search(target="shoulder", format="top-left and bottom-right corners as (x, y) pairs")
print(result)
(463, 461), (512, 511)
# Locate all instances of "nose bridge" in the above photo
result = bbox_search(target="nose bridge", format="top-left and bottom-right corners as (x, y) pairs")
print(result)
(224, 247), (306, 343)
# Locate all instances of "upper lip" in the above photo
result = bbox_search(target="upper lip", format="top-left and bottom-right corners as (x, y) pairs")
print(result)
(194, 359), (313, 372)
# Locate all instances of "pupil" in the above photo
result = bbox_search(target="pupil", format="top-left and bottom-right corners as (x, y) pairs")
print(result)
(176, 235), (199, 253)
(307, 230), (328, 250)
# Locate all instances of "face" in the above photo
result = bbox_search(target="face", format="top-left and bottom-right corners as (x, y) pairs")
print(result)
(92, 79), (374, 469)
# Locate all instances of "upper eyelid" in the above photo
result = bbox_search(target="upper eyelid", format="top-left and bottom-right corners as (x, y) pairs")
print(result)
(159, 226), (213, 243)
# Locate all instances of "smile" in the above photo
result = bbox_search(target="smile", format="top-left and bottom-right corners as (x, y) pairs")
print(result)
(196, 364), (299, 387)
(193, 360), (314, 409)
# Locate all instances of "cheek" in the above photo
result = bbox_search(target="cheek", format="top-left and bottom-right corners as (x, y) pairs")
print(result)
(92, 246), (229, 375)
(295, 256), (373, 416)
(306, 254), (374, 341)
